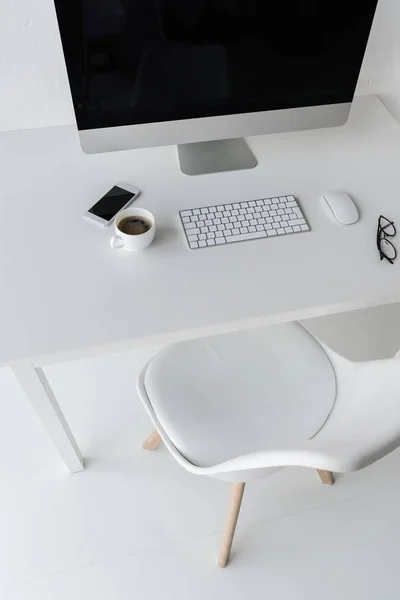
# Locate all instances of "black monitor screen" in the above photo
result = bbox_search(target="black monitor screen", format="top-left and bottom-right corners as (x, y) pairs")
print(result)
(54, 0), (378, 131)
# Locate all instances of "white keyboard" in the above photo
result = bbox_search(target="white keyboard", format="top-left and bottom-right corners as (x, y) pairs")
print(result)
(179, 195), (310, 250)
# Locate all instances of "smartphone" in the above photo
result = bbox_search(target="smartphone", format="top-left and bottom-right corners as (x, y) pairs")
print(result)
(83, 183), (140, 227)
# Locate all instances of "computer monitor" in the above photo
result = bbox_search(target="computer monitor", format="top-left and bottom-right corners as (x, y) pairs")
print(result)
(54, 0), (378, 175)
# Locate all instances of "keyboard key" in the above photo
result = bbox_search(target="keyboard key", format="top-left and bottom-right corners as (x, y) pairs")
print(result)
(185, 222), (196, 229)
(215, 231), (223, 238)
(273, 223), (280, 229)
(281, 214), (289, 221)
(248, 207), (255, 213)
(233, 203), (240, 209)
(229, 216), (237, 222)
(205, 220), (213, 226)
(223, 211), (231, 218)
(207, 232), (215, 239)
(198, 214), (206, 221)
(285, 226), (293, 233)
(277, 209), (284, 215)
(198, 233), (206, 240)
(193, 208), (201, 215)
(217, 224), (225, 231)
(266, 217), (273, 223)
(237, 215), (245, 221)
(256, 225), (264, 231)
(181, 210), (192, 216)
(209, 207), (217, 212)
(242, 202), (249, 208)
(209, 225), (217, 232)
(288, 218), (306, 227)
(232, 209), (239, 216)
(240, 227), (249, 234)
(301, 224), (309, 231)
(225, 204), (233, 210)
(277, 228), (285, 235)
(226, 223), (233, 229)
(214, 218), (221, 225)
(270, 210), (277, 216)
(190, 241), (198, 248)
(265, 223), (272, 230)
(222, 217), (229, 223)
(258, 218), (266, 224)
(185, 227), (201, 235)
(200, 226), (209, 233)
(287, 201), (297, 208)
(188, 234), (198, 242)
(278, 203), (285, 209)
(216, 237), (226, 244)
(191, 215), (198, 222)
(250, 219), (257, 226)
(199, 240), (207, 247)
(225, 229), (232, 236)
(249, 226), (256, 232)
(201, 208), (208, 214)
(267, 229), (277, 236)
(239, 208), (246, 215)
(255, 207), (263, 213)
(182, 217), (190, 223)
(285, 208), (292, 214)
(242, 221), (250, 227)
(274, 216), (282, 222)
(249, 201), (256, 207)
(207, 239), (215, 246)
(226, 231), (266, 243)
(293, 225), (301, 232)
(270, 204), (278, 210)
(256, 200), (264, 206)
(215, 212), (223, 218)
(232, 228), (239, 235)
(264, 198), (272, 205)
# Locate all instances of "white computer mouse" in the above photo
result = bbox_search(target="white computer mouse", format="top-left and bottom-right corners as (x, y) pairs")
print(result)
(321, 190), (359, 225)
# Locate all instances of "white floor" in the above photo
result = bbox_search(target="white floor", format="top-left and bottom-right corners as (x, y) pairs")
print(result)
(1, 304), (400, 599)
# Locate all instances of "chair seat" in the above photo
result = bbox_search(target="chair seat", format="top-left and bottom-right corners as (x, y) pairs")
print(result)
(144, 323), (336, 467)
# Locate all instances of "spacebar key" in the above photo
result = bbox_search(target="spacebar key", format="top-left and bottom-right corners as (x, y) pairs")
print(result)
(226, 231), (266, 243)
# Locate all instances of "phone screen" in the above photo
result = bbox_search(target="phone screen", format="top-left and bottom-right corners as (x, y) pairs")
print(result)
(88, 186), (136, 222)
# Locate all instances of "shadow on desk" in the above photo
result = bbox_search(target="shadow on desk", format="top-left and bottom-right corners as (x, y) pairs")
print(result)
(152, 226), (178, 248)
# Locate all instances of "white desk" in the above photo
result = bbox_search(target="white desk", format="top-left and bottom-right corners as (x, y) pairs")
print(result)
(2, 95), (400, 472)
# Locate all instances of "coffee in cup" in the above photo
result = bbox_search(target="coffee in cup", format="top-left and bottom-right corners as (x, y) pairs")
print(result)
(118, 216), (152, 236)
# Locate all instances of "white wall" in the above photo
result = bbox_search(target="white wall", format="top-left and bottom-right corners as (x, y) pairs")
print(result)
(0, 0), (399, 132)
(0, 0), (75, 132)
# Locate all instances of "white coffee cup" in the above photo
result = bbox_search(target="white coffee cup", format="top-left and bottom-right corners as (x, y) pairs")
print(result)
(110, 207), (155, 251)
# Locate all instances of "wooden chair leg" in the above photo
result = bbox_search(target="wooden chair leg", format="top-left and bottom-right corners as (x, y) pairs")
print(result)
(317, 469), (334, 485)
(142, 429), (162, 451)
(218, 482), (246, 568)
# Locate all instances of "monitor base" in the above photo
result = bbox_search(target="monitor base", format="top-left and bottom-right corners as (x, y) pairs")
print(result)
(177, 138), (258, 176)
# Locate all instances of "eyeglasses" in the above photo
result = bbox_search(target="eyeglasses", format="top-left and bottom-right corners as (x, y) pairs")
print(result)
(377, 215), (397, 264)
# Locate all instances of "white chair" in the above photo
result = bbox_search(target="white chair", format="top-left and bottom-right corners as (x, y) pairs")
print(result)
(137, 322), (400, 567)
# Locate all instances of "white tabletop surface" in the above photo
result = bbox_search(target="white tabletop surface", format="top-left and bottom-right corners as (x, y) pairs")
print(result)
(1, 95), (400, 366)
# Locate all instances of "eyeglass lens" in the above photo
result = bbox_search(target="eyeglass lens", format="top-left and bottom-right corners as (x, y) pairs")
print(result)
(379, 217), (396, 237)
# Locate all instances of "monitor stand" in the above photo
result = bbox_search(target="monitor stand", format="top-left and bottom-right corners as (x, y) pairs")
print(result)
(177, 138), (258, 176)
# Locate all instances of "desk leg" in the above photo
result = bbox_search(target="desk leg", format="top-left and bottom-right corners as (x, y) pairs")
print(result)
(11, 362), (85, 473)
